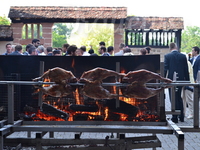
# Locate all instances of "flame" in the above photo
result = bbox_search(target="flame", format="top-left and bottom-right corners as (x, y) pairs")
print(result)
(33, 110), (65, 121)
(71, 58), (75, 68)
(75, 89), (83, 105)
(68, 113), (74, 121)
(120, 68), (126, 73)
(104, 107), (109, 121)
(43, 78), (50, 87)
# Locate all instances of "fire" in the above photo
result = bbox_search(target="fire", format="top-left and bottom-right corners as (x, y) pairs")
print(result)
(27, 67), (160, 122)
(104, 107), (109, 121)
(43, 78), (50, 87)
(75, 89), (84, 105)
(71, 58), (75, 68)
(33, 110), (65, 121)
(120, 68), (126, 73)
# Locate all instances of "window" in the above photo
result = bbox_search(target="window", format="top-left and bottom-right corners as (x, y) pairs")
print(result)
(22, 24), (43, 39)
(125, 29), (182, 48)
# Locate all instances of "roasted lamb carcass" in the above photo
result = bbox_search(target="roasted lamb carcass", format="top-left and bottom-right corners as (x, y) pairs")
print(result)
(80, 67), (124, 82)
(121, 69), (172, 99)
(33, 67), (77, 97)
(32, 67), (77, 84)
(79, 67), (124, 99)
(79, 78), (118, 99)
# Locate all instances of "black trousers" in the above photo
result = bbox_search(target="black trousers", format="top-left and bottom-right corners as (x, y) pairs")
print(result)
(169, 86), (184, 120)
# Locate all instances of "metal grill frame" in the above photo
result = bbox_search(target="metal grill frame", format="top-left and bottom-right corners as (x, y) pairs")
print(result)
(1, 81), (200, 150)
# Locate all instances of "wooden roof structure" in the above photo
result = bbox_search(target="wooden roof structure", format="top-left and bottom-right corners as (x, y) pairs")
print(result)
(8, 6), (127, 23)
(2, 7), (184, 40)
(125, 16), (184, 30)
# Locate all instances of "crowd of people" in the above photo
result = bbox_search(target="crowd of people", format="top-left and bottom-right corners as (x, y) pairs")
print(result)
(1, 39), (152, 56)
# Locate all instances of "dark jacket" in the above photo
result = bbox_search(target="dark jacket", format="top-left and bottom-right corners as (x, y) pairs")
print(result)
(9, 51), (23, 55)
(164, 50), (189, 81)
(190, 55), (200, 81)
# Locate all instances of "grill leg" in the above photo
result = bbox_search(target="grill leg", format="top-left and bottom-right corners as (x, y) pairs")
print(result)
(0, 135), (3, 150)
(178, 137), (184, 150)
(36, 133), (42, 150)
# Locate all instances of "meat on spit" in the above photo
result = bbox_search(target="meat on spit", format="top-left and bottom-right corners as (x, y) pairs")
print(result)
(80, 67), (124, 81)
(79, 78), (118, 99)
(121, 69), (172, 99)
(32, 67), (171, 100)
(79, 67), (123, 99)
(32, 67), (77, 97)
(32, 67), (77, 84)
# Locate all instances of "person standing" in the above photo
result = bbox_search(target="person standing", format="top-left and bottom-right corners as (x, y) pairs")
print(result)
(181, 54), (195, 119)
(98, 46), (109, 56)
(67, 45), (77, 56)
(139, 48), (147, 55)
(75, 48), (83, 56)
(2, 43), (12, 55)
(80, 46), (90, 56)
(62, 43), (70, 56)
(99, 41), (106, 47)
(9, 44), (23, 55)
(28, 47), (37, 55)
(107, 46), (114, 56)
(190, 46), (200, 82)
(123, 47), (134, 56)
(114, 43), (125, 56)
(145, 46), (151, 55)
(32, 39), (40, 48)
(164, 42), (189, 123)
(53, 50), (62, 56)
(37, 45), (46, 55)
(46, 47), (53, 56)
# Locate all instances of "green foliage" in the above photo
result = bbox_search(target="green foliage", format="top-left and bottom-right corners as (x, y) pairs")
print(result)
(52, 31), (67, 48)
(79, 24), (114, 54)
(0, 15), (10, 25)
(181, 26), (200, 53)
(52, 23), (73, 48)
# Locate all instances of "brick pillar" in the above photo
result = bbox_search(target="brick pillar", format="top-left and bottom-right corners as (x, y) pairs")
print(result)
(41, 23), (54, 48)
(11, 23), (24, 45)
(114, 23), (124, 53)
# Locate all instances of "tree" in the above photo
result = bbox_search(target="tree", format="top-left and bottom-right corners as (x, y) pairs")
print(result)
(181, 26), (200, 53)
(0, 15), (10, 25)
(52, 23), (73, 48)
(79, 24), (114, 54)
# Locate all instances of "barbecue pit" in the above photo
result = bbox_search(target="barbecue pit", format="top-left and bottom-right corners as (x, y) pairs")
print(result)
(0, 55), (186, 150)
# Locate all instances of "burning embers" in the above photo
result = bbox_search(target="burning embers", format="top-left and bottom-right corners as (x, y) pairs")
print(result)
(27, 67), (171, 122)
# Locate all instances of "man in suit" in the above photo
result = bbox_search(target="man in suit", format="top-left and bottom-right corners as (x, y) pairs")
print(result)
(190, 46), (200, 82)
(9, 45), (23, 55)
(164, 43), (189, 123)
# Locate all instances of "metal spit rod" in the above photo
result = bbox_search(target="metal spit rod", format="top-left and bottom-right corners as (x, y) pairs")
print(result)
(0, 81), (197, 86)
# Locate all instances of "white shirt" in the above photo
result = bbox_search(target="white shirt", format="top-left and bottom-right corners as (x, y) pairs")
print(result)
(38, 52), (46, 56)
(82, 51), (90, 56)
(114, 50), (124, 56)
(192, 55), (199, 66)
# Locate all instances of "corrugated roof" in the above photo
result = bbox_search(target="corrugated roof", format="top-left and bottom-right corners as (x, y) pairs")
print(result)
(8, 6), (127, 20)
(125, 17), (184, 30)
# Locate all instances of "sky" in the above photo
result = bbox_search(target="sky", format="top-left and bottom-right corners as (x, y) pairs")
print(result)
(0, 0), (199, 28)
